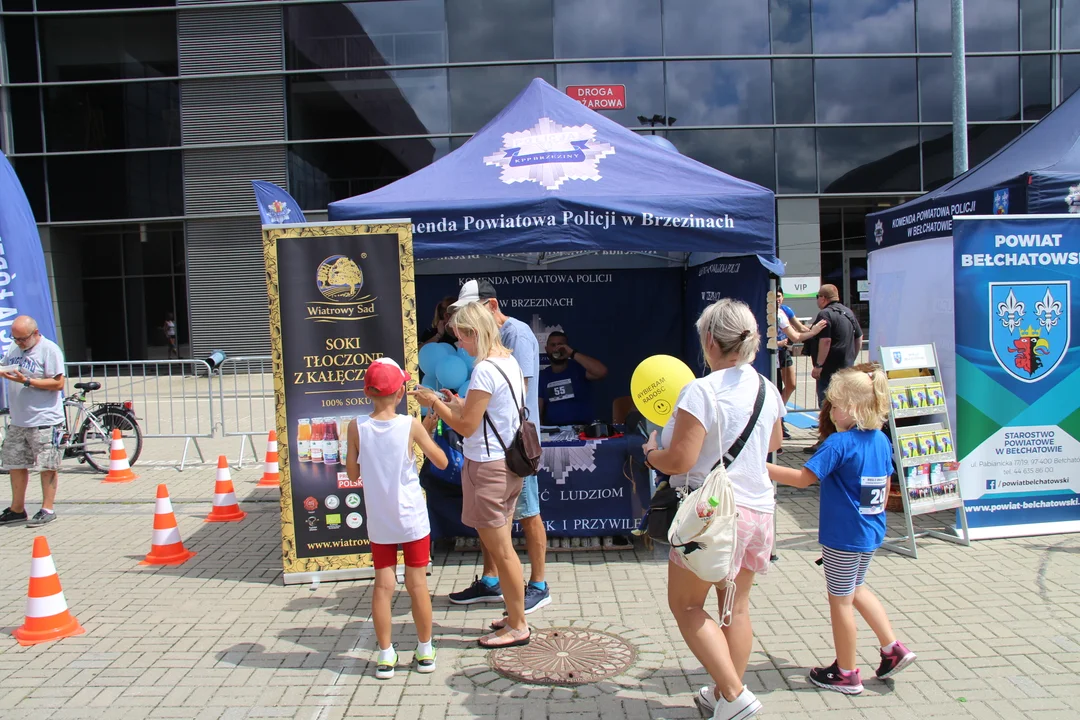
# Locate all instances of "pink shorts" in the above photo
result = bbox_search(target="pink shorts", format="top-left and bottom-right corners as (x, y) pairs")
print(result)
(669, 505), (774, 575)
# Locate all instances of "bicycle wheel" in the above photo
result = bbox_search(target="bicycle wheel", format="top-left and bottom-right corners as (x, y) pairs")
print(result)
(80, 411), (143, 473)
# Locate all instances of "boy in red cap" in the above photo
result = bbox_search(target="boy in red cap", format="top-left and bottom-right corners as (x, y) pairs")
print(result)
(345, 358), (447, 679)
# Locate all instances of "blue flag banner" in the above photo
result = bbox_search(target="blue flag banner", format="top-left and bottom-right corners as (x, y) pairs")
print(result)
(251, 180), (307, 226)
(0, 152), (57, 352)
(953, 214), (1080, 539)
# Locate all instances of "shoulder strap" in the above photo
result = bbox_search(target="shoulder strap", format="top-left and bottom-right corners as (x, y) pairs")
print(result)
(710, 373), (767, 471)
(480, 358), (524, 456)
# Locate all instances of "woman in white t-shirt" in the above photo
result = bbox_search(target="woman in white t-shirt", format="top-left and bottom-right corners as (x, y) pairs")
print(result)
(411, 301), (530, 649)
(642, 299), (785, 720)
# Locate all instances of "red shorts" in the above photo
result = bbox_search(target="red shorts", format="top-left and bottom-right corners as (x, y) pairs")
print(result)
(370, 536), (430, 570)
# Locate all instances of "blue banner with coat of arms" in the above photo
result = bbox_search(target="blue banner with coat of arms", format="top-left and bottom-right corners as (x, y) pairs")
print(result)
(953, 215), (1080, 539)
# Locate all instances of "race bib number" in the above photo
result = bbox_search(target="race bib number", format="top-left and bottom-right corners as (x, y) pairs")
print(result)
(859, 475), (888, 515)
(546, 377), (575, 403)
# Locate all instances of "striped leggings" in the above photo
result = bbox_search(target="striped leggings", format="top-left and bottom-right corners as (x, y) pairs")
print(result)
(820, 546), (876, 597)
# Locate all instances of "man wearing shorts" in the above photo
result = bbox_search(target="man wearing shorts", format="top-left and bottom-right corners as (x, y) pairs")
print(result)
(447, 280), (551, 614)
(0, 316), (66, 528)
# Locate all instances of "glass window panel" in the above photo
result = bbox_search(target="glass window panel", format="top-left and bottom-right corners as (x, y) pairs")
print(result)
(287, 69), (448, 140)
(9, 157), (47, 222)
(1022, 55), (1052, 120)
(818, 126), (920, 193)
(289, 138), (450, 211)
(921, 126), (952, 191)
(450, 65), (555, 133)
(43, 82), (180, 151)
(662, 0), (769, 55)
(966, 56), (1019, 121)
(2, 17), (38, 83)
(123, 228), (175, 276)
(82, 279), (127, 360)
(171, 226), (187, 275)
(39, 14), (178, 82)
(918, 58), (951, 123)
(285, 1), (447, 70)
(447, 0), (553, 62)
(556, 62), (663, 129)
(819, 208), (842, 251)
(968, 123), (1022, 166)
(667, 129), (775, 191)
(554, 0), (661, 59)
(773, 59), (814, 124)
(916, 0), (950, 52)
(776, 128), (817, 194)
(37, 0), (173, 8)
(812, 0), (915, 53)
(1065, 55), (1080, 101)
(9, 88), (43, 154)
(0, 0), (33, 9)
(820, 251), (843, 286)
(666, 61), (771, 126)
(47, 151), (182, 221)
(816, 59), (917, 123)
(964, 0), (1019, 52)
(769, 0), (812, 54)
(1021, 0), (1052, 50)
(1065, 0), (1080, 48)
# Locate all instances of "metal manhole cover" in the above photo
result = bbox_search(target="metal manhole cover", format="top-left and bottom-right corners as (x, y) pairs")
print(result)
(489, 627), (636, 686)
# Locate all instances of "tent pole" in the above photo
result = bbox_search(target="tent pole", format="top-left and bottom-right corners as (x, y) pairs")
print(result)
(951, 0), (969, 177)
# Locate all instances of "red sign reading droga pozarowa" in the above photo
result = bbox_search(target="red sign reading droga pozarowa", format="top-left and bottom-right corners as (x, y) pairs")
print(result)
(565, 85), (626, 110)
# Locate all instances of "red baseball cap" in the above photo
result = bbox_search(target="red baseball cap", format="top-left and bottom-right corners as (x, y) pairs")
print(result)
(364, 358), (411, 396)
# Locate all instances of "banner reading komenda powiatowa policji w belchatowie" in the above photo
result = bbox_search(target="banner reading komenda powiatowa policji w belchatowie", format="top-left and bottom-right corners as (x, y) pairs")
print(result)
(954, 215), (1080, 539)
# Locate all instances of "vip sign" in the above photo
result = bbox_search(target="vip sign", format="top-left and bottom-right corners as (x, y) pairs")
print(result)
(565, 85), (626, 110)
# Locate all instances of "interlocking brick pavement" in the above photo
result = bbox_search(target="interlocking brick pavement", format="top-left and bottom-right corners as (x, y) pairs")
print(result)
(1, 426), (1079, 719)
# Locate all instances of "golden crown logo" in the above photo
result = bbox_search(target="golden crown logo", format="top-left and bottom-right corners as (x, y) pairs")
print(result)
(1020, 325), (1041, 338)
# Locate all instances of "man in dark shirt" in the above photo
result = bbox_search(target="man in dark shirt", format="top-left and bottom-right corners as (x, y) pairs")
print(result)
(538, 332), (608, 426)
(808, 282), (863, 415)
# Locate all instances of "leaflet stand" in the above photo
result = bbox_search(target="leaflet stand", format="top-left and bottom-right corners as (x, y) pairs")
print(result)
(879, 344), (971, 559)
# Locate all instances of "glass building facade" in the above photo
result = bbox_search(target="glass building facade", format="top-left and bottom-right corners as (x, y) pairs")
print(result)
(1, 0), (1079, 359)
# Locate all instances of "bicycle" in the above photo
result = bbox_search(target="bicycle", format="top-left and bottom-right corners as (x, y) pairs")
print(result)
(61, 382), (144, 472)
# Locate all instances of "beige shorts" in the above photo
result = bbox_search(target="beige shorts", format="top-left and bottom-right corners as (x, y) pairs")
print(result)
(2, 424), (63, 471)
(461, 458), (523, 530)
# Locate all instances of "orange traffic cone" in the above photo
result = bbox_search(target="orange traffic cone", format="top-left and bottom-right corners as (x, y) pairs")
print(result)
(205, 456), (246, 522)
(257, 430), (280, 487)
(140, 484), (197, 566)
(13, 536), (85, 646)
(102, 429), (137, 483)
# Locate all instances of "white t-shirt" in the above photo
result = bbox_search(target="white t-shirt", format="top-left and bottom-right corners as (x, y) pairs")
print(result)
(464, 355), (525, 463)
(777, 310), (790, 330)
(660, 364), (785, 513)
(357, 415), (429, 544)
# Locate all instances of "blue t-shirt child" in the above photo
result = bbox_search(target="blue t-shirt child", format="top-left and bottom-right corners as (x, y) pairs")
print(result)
(539, 361), (593, 426)
(805, 429), (894, 552)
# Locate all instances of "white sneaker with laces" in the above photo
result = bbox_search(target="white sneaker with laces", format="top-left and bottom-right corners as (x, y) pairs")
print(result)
(710, 686), (761, 720)
(696, 685), (717, 714)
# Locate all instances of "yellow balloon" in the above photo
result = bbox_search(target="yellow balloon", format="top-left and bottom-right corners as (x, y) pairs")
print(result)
(630, 355), (696, 426)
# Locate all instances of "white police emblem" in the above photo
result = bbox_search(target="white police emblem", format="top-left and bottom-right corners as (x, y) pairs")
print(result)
(873, 219), (884, 245)
(1066, 185), (1080, 214)
(484, 118), (614, 190)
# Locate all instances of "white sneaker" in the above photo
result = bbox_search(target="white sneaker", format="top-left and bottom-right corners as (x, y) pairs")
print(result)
(710, 686), (761, 720)
(696, 685), (717, 714)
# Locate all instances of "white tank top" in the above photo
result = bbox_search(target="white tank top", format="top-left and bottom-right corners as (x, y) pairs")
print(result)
(358, 415), (429, 545)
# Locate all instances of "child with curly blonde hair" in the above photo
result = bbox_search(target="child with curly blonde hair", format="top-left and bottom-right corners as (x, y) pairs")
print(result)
(767, 365), (916, 695)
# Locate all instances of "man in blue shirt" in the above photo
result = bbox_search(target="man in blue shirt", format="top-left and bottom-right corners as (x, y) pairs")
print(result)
(538, 332), (608, 426)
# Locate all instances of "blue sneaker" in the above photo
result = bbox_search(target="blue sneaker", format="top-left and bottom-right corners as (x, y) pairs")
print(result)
(523, 583), (552, 614)
(448, 575), (503, 605)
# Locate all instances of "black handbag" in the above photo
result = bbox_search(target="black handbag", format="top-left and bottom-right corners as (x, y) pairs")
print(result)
(482, 360), (542, 478)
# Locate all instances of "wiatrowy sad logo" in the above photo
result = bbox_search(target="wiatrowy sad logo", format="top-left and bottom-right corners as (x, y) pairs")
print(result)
(484, 118), (614, 190)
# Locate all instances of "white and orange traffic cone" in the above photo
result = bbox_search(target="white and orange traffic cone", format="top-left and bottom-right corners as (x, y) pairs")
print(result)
(13, 536), (85, 646)
(257, 431), (280, 488)
(102, 429), (137, 483)
(140, 484), (197, 566)
(205, 456), (246, 522)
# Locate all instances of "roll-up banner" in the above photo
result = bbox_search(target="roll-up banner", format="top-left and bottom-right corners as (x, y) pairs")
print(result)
(263, 220), (416, 584)
(953, 214), (1080, 540)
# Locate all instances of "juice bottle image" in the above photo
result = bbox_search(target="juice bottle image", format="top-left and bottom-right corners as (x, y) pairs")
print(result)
(337, 418), (350, 465)
(310, 418), (325, 462)
(296, 418), (312, 462)
(695, 496), (719, 520)
(323, 419), (339, 464)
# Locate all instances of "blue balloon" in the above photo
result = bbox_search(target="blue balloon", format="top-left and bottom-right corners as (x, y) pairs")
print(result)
(457, 379), (471, 397)
(457, 346), (474, 365)
(420, 375), (436, 390)
(419, 342), (453, 376)
(436, 356), (468, 390)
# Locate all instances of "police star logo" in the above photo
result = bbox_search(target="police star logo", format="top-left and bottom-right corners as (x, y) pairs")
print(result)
(873, 219), (884, 246)
(484, 117), (614, 190)
(990, 281), (1070, 383)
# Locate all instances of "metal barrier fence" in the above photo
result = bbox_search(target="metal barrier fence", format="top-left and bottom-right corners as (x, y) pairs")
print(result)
(64, 359), (216, 469)
(215, 356), (276, 468)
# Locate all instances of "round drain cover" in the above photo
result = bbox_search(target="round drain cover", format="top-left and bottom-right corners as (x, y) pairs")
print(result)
(489, 627), (636, 686)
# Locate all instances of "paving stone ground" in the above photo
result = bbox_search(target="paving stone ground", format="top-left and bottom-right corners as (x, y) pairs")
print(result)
(1, 426), (1079, 719)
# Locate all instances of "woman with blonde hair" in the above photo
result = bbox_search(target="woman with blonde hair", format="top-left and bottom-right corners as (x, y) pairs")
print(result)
(642, 299), (785, 720)
(410, 301), (530, 648)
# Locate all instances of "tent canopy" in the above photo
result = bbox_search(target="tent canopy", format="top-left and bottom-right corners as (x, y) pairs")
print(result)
(868, 88), (1080, 250)
(329, 78), (780, 271)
